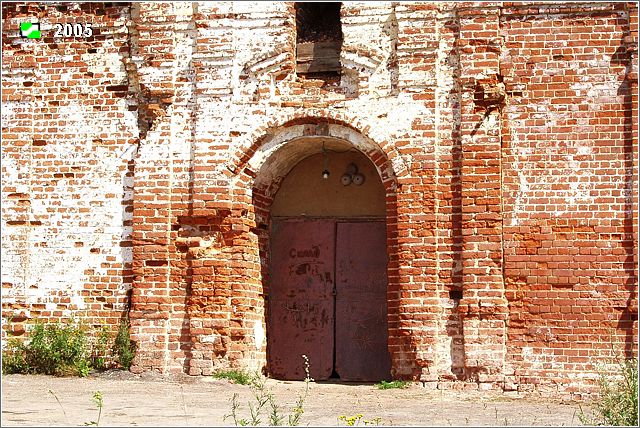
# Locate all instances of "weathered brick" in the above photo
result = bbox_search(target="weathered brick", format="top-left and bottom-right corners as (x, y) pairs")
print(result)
(1, 1), (636, 397)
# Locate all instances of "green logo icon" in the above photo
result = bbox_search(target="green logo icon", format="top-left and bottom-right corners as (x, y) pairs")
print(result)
(20, 22), (41, 39)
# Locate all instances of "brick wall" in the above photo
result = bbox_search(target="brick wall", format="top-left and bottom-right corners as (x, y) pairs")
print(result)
(500, 2), (638, 396)
(1, 1), (637, 397)
(2, 2), (136, 340)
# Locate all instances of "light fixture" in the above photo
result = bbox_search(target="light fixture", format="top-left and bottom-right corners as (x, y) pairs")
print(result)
(341, 162), (365, 186)
(352, 172), (365, 186)
(322, 143), (330, 179)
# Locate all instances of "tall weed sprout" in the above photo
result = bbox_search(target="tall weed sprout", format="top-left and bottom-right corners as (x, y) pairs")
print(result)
(114, 316), (136, 370)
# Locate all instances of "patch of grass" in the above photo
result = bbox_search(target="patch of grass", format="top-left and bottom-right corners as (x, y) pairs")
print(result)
(579, 357), (638, 426)
(214, 369), (254, 385)
(3, 317), (137, 376)
(375, 380), (409, 390)
(2, 320), (92, 377)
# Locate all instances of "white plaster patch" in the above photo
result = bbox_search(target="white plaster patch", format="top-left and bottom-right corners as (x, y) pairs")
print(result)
(507, 114), (601, 223)
(482, 112), (499, 130)
(521, 345), (562, 371)
(1, 101), (17, 123)
(507, 129), (529, 226)
(70, 293), (87, 310)
(385, 97), (430, 138)
(576, 145), (591, 156)
(3, 135), (138, 312)
(254, 321), (265, 350)
(201, 334), (218, 344)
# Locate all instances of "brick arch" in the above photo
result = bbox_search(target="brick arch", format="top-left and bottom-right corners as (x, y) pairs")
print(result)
(228, 110), (410, 186)
(238, 116), (402, 255)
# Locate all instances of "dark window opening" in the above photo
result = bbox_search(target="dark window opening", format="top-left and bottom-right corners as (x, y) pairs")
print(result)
(295, 2), (342, 77)
(295, 2), (342, 43)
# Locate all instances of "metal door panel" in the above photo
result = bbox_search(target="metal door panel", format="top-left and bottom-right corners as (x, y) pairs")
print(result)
(335, 221), (391, 381)
(268, 220), (335, 380)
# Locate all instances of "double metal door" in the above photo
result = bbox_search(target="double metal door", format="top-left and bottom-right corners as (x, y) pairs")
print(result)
(268, 219), (391, 381)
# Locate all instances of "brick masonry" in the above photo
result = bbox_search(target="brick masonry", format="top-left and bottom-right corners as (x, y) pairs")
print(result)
(1, 2), (637, 397)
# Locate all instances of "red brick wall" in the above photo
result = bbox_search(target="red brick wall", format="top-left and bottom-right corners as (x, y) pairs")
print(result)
(2, 2), (637, 396)
(500, 2), (638, 396)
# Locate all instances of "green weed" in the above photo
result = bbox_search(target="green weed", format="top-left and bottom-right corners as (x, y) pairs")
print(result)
(213, 369), (254, 385)
(224, 354), (312, 426)
(338, 414), (382, 426)
(2, 317), (137, 376)
(2, 320), (92, 377)
(375, 380), (409, 390)
(1, 337), (28, 374)
(578, 358), (638, 426)
(84, 391), (104, 426)
(113, 316), (136, 370)
(91, 326), (111, 370)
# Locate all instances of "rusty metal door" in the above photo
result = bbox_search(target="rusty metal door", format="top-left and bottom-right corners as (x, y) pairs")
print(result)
(335, 221), (391, 381)
(268, 220), (335, 380)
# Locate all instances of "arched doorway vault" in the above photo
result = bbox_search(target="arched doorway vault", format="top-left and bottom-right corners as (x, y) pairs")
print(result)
(246, 120), (401, 381)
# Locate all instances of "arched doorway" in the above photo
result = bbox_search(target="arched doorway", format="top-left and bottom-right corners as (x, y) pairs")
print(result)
(266, 137), (391, 382)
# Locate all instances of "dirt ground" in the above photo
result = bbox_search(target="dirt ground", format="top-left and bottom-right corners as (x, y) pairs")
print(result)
(1, 370), (584, 427)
